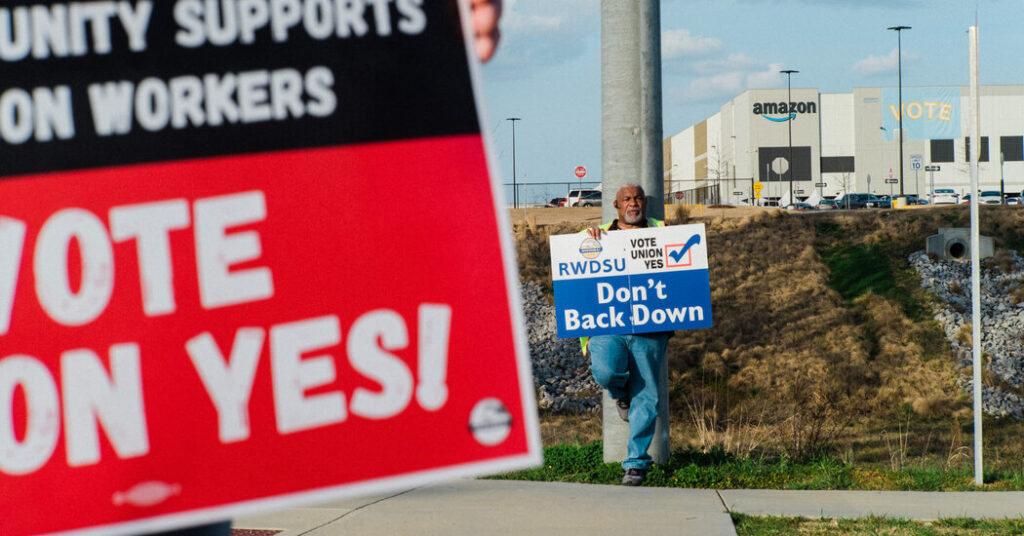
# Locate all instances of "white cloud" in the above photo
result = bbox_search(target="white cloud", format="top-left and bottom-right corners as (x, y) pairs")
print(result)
(662, 29), (722, 59)
(690, 52), (764, 75)
(680, 72), (745, 101)
(852, 48), (899, 76)
(484, 0), (598, 75)
(851, 48), (918, 76)
(677, 60), (785, 102)
(500, 0), (596, 34)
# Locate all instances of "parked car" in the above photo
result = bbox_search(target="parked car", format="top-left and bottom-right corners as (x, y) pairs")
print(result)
(979, 191), (1004, 205)
(932, 188), (959, 205)
(546, 197), (566, 207)
(835, 193), (882, 209)
(568, 189), (602, 207)
(786, 202), (815, 211)
(816, 199), (839, 210)
(903, 195), (928, 205)
(960, 194), (971, 205)
(1006, 196), (1021, 205)
(875, 195), (893, 209)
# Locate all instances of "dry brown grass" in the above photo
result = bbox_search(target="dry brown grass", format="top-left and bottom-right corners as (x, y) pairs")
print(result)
(518, 205), (1024, 459)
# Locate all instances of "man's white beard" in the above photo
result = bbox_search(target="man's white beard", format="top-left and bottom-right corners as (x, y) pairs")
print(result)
(623, 210), (643, 224)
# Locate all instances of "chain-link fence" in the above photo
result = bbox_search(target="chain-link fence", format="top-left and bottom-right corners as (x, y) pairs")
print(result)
(664, 178), (760, 205)
(503, 179), (779, 207)
(502, 181), (601, 208)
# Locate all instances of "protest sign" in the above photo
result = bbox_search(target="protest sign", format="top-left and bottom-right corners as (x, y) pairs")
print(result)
(550, 224), (713, 338)
(0, 2), (539, 535)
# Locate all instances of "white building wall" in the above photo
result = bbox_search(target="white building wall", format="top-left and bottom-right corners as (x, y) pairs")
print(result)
(667, 127), (695, 190)
(705, 112), (723, 189)
(820, 93), (855, 197)
(665, 84), (1024, 204)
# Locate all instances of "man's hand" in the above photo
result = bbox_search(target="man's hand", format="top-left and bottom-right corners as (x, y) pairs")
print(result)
(586, 226), (605, 240)
(471, 0), (502, 62)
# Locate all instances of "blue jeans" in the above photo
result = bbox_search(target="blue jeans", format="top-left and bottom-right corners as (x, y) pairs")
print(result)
(588, 333), (669, 471)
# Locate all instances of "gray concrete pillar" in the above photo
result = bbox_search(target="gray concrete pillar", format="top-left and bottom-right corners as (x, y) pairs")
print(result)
(600, 0), (668, 465)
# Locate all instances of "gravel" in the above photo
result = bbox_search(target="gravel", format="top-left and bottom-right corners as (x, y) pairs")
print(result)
(521, 280), (601, 414)
(909, 250), (1024, 420)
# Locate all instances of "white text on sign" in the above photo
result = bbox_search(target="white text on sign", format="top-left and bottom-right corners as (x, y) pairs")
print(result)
(0, 190), (453, 477)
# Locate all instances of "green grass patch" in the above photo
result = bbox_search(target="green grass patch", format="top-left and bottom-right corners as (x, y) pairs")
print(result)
(821, 243), (896, 302)
(818, 239), (934, 321)
(491, 442), (1024, 491)
(732, 514), (1024, 535)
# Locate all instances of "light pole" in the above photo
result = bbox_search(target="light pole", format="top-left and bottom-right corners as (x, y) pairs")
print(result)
(506, 117), (521, 208)
(888, 25), (911, 196)
(780, 69), (798, 205)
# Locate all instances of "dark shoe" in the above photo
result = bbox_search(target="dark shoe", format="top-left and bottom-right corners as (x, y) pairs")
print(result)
(615, 397), (630, 421)
(621, 468), (647, 486)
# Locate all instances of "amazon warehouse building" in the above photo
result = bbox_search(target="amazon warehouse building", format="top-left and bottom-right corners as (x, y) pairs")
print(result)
(664, 85), (1024, 205)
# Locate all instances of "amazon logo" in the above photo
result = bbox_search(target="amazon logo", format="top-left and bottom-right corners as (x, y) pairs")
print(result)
(753, 100), (817, 122)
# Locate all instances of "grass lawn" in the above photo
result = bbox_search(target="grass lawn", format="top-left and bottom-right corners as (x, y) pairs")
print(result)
(732, 515), (1024, 535)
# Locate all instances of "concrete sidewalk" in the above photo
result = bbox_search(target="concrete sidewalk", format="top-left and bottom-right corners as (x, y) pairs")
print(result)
(233, 480), (1024, 536)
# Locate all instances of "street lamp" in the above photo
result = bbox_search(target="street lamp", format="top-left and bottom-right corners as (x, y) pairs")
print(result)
(780, 69), (798, 206)
(506, 117), (521, 208)
(888, 25), (911, 196)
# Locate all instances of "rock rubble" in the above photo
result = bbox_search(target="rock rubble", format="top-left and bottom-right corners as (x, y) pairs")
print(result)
(909, 250), (1024, 420)
(521, 280), (601, 414)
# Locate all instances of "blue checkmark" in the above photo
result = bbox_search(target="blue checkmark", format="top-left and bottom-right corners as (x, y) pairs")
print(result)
(668, 235), (701, 263)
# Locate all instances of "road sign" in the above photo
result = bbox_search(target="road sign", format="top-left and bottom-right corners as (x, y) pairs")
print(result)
(753, 182), (764, 192)
(733, 191), (745, 196)
(885, 179), (899, 184)
(674, 191), (685, 200)
(815, 183), (828, 188)
(549, 225), (713, 338)
(771, 157), (789, 175)
(0, 5), (539, 536)
(910, 154), (923, 169)
(754, 192), (762, 199)
(925, 165), (941, 171)
(794, 190), (805, 195)
(889, 168), (894, 179)
(575, 166), (587, 178)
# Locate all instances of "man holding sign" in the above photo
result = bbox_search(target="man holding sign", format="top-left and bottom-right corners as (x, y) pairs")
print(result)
(584, 185), (670, 486)
(550, 184), (712, 486)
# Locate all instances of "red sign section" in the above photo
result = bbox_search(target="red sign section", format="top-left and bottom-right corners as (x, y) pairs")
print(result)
(0, 1), (539, 534)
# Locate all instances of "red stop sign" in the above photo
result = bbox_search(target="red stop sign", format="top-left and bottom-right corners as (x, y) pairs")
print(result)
(574, 166), (586, 178)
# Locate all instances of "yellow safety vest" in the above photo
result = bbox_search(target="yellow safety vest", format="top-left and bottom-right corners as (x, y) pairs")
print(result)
(579, 218), (664, 356)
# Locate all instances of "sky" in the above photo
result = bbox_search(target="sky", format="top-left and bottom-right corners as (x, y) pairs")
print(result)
(478, 0), (1024, 202)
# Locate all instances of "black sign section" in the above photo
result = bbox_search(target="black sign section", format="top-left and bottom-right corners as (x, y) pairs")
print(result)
(0, 0), (476, 177)
(758, 146), (811, 182)
(821, 156), (854, 173)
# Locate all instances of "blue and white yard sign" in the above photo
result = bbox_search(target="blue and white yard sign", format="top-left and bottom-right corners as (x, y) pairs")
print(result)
(549, 224), (713, 338)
